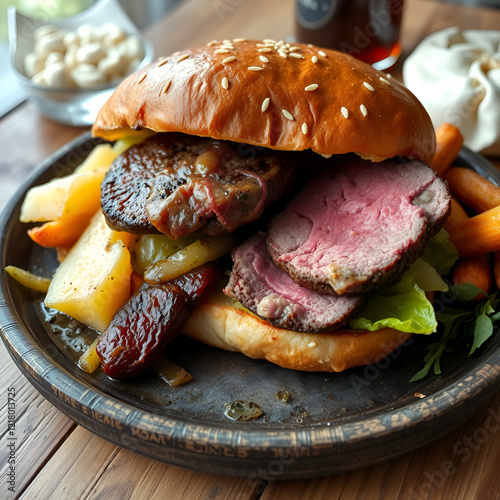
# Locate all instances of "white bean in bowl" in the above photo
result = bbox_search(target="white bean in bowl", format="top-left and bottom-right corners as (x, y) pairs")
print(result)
(71, 64), (106, 88)
(44, 63), (71, 87)
(24, 53), (44, 78)
(24, 22), (146, 89)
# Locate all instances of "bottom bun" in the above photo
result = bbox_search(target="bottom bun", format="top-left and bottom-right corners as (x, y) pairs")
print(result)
(183, 295), (412, 372)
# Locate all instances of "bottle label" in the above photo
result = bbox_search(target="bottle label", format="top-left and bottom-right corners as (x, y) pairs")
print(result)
(296, 0), (338, 30)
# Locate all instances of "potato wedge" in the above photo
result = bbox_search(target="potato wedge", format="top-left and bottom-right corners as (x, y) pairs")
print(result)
(28, 214), (92, 248)
(5, 265), (51, 292)
(78, 337), (101, 373)
(74, 144), (118, 174)
(20, 167), (108, 223)
(45, 211), (135, 332)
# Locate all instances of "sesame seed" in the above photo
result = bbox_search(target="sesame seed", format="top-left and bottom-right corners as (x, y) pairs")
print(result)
(161, 80), (171, 94)
(223, 56), (236, 63)
(233, 38), (246, 42)
(173, 51), (180, 56)
(308, 43), (313, 47)
(248, 66), (264, 71)
(311, 55), (318, 63)
(259, 55), (269, 63)
(289, 53), (304, 59)
(263, 39), (276, 43)
(341, 107), (349, 118)
(282, 109), (294, 121)
(138, 74), (146, 84)
(380, 76), (391, 85)
(261, 97), (270, 112)
(318, 50), (327, 57)
(363, 81), (375, 91)
(221, 77), (229, 89)
(215, 48), (230, 54)
(278, 51), (288, 58)
(289, 46), (300, 52)
(157, 58), (168, 67)
(308, 341), (316, 347)
(256, 43), (268, 47)
(177, 54), (189, 62)
(207, 40), (217, 47)
(258, 48), (272, 53)
(386, 73), (393, 79)
(305, 83), (318, 91)
(223, 39), (231, 44)
(301, 123), (308, 134)
(360, 104), (368, 117)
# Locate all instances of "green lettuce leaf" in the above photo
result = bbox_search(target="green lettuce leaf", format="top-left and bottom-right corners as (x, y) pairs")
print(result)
(421, 229), (459, 275)
(404, 258), (448, 293)
(348, 258), (446, 335)
(349, 273), (437, 334)
(348, 230), (457, 336)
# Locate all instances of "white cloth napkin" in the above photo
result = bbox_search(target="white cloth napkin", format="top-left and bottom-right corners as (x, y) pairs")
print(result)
(403, 26), (500, 155)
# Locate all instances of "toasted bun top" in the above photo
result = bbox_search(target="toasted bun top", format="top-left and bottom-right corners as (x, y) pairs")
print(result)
(92, 39), (435, 163)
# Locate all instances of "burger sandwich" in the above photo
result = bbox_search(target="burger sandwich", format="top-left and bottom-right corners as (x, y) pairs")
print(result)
(82, 39), (451, 379)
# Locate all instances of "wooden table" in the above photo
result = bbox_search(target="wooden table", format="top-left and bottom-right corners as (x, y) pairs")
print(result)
(1, 0), (500, 498)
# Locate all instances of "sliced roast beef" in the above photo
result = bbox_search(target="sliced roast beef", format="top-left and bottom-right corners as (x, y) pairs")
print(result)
(101, 133), (295, 238)
(267, 157), (450, 295)
(224, 233), (364, 333)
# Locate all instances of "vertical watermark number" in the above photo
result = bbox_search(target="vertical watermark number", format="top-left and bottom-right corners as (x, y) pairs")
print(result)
(6, 387), (16, 494)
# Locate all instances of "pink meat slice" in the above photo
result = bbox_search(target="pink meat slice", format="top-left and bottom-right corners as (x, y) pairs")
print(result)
(267, 157), (450, 295)
(224, 233), (364, 332)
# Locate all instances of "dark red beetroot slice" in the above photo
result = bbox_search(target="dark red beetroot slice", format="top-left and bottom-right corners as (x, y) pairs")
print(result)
(267, 157), (450, 295)
(96, 265), (219, 380)
(224, 233), (364, 333)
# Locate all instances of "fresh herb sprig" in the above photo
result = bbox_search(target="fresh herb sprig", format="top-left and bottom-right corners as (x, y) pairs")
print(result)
(411, 284), (500, 381)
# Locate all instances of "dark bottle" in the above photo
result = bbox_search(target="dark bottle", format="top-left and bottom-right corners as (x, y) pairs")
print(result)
(295, 0), (404, 69)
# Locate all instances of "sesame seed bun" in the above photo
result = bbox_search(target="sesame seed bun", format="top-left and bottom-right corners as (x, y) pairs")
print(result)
(92, 39), (435, 163)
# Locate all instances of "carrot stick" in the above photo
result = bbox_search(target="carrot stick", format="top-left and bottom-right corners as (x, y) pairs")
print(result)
(448, 205), (500, 258)
(444, 196), (469, 233)
(446, 167), (500, 214)
(430, 123), (464, 177)
(453, 254), (492, 300)
(28, 215), (91, 248)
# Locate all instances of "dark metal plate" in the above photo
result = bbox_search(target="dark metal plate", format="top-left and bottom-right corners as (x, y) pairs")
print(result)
(1, 133), (500, 479)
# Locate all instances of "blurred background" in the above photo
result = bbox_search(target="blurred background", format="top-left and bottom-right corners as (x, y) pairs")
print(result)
(0, 0), (181, 117)
(0, 0), (498, 119)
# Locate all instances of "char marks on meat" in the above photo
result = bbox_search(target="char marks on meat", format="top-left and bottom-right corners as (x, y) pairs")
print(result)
(101, 133), (295, 238)
(267, 157), (451, 295)
(224, 233), (364, 333)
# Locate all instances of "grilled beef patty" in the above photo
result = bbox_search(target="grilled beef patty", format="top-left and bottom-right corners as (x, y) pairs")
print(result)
(224, 233), (364, 332)
(267, 157), (451, 295)
(101, 133), (295, 238)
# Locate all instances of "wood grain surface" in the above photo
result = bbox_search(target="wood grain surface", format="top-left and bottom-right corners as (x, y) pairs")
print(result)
(1, 0), (500, 498)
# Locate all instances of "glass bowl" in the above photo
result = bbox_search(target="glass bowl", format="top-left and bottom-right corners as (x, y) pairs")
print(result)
(7, 0), (154, 126)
